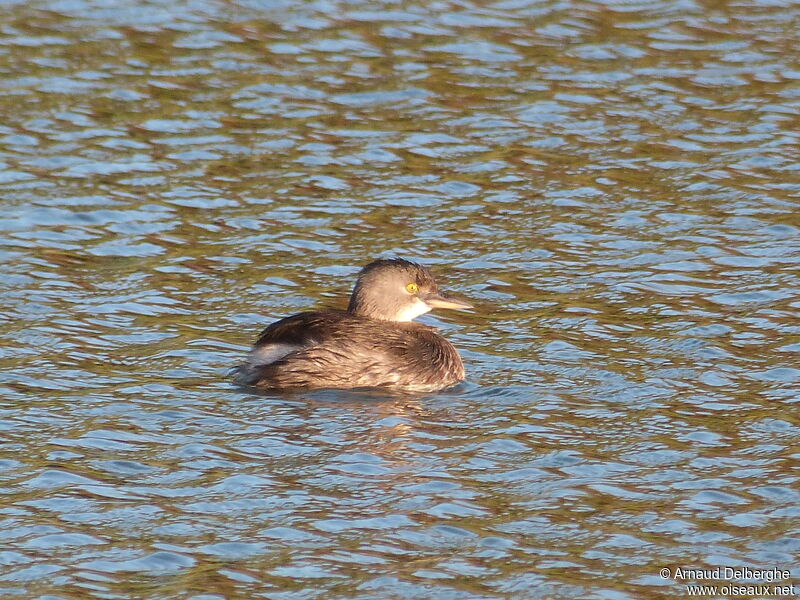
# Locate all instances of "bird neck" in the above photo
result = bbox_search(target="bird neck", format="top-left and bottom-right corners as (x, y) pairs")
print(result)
(348, 291), (431, 322)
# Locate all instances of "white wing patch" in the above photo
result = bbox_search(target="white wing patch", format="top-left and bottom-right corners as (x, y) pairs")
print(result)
(248, 343), (304, 366)
(234, 343), (307, 386)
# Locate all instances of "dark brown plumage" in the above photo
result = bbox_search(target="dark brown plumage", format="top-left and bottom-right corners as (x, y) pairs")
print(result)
(235, 258), (472, 392)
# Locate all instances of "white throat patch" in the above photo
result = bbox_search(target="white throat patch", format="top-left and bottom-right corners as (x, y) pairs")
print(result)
(395, 297), (432, 322)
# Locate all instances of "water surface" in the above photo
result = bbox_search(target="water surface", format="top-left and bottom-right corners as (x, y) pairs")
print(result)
(0, 0), (798, 598)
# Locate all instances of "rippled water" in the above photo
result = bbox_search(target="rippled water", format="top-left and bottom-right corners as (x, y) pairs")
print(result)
(1, 0), (799, 598)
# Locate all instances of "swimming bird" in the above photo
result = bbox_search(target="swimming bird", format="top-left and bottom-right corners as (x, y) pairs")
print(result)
(235, 258), (473, 392)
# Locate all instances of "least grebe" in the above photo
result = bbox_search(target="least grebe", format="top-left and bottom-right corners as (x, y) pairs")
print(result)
(235, 258), (472, 392)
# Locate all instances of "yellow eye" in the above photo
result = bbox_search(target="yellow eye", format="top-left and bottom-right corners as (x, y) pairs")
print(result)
(406, 282), (419, 293)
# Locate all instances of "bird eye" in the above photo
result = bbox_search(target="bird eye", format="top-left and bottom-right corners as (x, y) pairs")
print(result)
(406, 282), (419, 293)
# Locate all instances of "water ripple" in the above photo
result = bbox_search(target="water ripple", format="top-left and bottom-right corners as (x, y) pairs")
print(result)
(0, 0), (798, 598)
